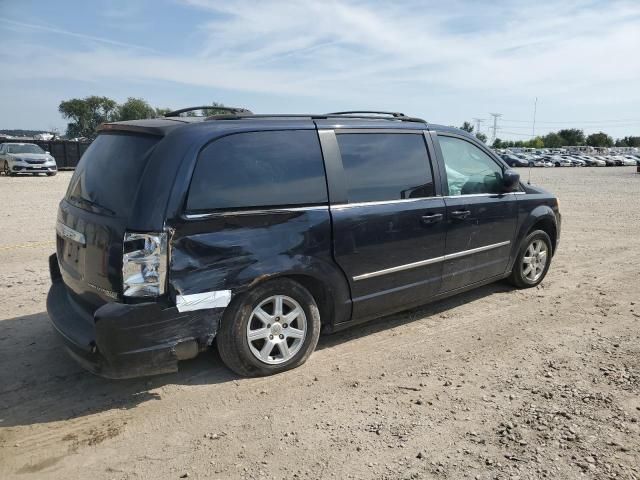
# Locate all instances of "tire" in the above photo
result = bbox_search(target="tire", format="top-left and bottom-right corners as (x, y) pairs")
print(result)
(508, 230), (553, 289)
(47, 171), (57, 176)
(3, 161), (14, 176)
(216, 278), (321, 377)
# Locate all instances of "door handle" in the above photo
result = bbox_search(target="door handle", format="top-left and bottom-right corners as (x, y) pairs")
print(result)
(421, 213), (443, 224)
(450, 209), (471, 220)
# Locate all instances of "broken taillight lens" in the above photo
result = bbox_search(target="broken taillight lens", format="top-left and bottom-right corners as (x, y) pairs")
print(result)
(122, 232), (167, 297)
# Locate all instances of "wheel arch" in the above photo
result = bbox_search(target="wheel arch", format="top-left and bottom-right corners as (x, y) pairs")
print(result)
(527, 215), (557, 254)
(244, 269), (351, 332)
(509, 206), (558, 273)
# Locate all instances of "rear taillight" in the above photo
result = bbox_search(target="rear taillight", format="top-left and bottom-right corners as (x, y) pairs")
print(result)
(122, 232), (167, 297)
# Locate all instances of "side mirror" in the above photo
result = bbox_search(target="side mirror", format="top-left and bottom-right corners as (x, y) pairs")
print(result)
(502, 169), (520, 192)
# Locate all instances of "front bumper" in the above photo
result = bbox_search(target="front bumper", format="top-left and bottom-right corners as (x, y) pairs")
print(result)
(46, 254), (222, 379)
(11, 161), (57, 173)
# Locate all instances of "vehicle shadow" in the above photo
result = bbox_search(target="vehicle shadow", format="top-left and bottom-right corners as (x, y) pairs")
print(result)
(317, 281), (515, 351)
(0, 282), (513, 429)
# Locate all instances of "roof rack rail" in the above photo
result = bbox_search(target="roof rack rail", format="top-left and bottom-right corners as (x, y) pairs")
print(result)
(326, 110), (408, 118)
(203, 112), (427, 123)
(165, 106), (253, 117)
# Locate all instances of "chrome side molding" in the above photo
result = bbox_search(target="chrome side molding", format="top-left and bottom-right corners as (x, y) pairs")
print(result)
(353, 240), (511, 281)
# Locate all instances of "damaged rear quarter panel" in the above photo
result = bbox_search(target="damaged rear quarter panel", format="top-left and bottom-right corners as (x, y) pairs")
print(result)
(167, 209), (352, 326)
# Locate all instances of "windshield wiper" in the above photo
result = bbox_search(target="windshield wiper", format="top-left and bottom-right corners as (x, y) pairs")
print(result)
(69, 196), (116, 216)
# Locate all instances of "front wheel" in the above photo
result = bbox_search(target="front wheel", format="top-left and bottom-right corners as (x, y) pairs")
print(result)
(508, 230), (552, 288)
(3, 161), (13, 176)
(216, 278), (321, 377)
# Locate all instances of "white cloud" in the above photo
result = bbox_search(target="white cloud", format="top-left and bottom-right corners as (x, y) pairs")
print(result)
(1, 0), (639, 135)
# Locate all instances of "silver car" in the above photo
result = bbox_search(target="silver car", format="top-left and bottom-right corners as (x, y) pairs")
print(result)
(0, 143), (57, 176)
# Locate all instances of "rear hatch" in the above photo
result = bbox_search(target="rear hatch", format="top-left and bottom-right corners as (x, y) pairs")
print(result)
(56, 132), (160, 310)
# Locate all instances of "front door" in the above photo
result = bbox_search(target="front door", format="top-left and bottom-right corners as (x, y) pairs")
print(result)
(433, 133), (517, 292)
(321, 129), (447, 321)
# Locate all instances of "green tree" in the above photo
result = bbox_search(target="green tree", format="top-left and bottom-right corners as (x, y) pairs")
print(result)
(542, 132), (564, 148)
(525, 137), (545, 149)
(118, 97), (156, 121)
(557, 128), (585, 146)
(460, 121), (474, 133)
(492, 138), (503, 149)
(586, 132), (614, 147)
(59, 96), (119, 138)
(476, 132), (487, 143)
(155, 107), (172, 117)
(616, 136), (640, 147)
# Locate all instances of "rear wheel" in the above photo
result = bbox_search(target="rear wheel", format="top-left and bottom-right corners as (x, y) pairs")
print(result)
(216, 278), (321, 377)
(508, 230), (552, 288)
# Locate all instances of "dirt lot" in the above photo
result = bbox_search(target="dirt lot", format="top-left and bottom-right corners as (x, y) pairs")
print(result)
(0, 168), (639, 479)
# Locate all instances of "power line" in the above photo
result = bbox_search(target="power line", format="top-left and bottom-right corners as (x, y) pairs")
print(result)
(500, 122), (640, 129)
(497, 130), (537, 137)
(501, 118), (640, 124)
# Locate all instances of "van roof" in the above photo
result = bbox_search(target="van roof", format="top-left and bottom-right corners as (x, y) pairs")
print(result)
(97, 111), (477, 142)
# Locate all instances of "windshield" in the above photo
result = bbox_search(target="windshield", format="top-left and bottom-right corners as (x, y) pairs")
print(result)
(65, 133), (159, 217)
(6, 144), (45, 154)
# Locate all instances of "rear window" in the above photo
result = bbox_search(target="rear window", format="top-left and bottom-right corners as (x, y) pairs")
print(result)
(187, 130), (327, 211)
(336, 133), (435, 203)
(66, 133), (159, 216)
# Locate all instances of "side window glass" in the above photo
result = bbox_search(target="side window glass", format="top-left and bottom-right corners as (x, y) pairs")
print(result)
(438, 136), (503, 195)
(187, 130), (327, 211)
(336, 133), (434, 203)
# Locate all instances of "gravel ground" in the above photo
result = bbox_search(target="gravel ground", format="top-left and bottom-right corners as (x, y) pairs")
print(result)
(0, 168), (639, 480)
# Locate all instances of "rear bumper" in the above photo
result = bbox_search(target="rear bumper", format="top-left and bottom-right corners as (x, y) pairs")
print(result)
(47, 254), (223, 379)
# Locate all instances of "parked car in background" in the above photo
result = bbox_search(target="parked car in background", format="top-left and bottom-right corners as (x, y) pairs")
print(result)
(546, 156), (572, 167)
(594, 155), (614, 166)
(562, 156), (586, 167)
(529, 157), (553, 167)
(0, 143), (58, 176)
(618, 156), (637, 166)
(584, 156), (606, 167)
(47, 108), (560, 379)
(501, 154), (528, 167)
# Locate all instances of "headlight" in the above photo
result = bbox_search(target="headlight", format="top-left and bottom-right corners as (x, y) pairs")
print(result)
(122, 232), (167, 297)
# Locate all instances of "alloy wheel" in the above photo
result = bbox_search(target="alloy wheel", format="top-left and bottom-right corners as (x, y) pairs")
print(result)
(246, 295), (307, 365)
(522, 239), (548, 283)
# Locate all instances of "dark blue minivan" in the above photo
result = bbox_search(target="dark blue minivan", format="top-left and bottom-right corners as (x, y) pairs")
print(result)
(47, 109), (560, 378)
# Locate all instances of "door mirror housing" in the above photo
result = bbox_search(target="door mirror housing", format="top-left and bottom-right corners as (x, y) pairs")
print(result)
(502, 169), (520, 192)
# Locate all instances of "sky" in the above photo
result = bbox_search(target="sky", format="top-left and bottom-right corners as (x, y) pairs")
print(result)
(1, 0), (639, 140)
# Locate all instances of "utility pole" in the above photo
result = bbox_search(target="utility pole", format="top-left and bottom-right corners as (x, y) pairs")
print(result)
(532, 97), (538, 138)
(489, 113), (502, 142)
(472, 117), (485, 135)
